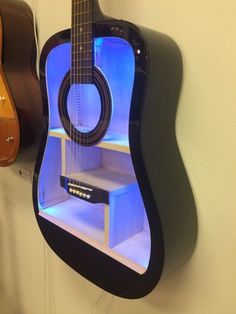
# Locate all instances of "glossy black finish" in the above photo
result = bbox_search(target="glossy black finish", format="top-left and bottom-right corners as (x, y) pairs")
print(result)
(33, 3), (197, 298)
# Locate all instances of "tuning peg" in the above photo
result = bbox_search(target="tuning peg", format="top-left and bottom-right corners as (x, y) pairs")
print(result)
(6, 136), (14, 142)
(0, 96), (6, 102)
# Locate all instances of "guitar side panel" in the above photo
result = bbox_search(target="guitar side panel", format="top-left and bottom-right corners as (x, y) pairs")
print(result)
(136, 26), (197, 277)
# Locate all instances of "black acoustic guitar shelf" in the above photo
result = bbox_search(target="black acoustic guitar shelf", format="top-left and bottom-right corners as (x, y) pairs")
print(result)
(33, 0), (197, 299)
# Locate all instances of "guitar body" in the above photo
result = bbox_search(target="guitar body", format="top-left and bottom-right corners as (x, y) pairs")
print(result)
(33, 1), (197, 298)
(0, 0), (42, 166)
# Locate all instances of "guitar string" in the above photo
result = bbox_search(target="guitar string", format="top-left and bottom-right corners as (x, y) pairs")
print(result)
(76, 0), (79, 188)
(75, 0), (79, 194)
(75, 0), (82, 196)
(71, 0), (75, 194)
(69, 0), (72, 192)
(77, 0), (84, 193)
(81, 0), (84, 188)
(83, 0), (91, 190)
(79, 0), (84, 191)
(85, 0), (89, 187)
(78, 0), (82, 193)
(75, 0), (79, 193)
(87, 0), (90, 180)
(84, 0), (88, 186)
(74, 0), (79, 193)
(89, 0), (92, 179)
(82, 0), (89, 191)
(79, 0), (83, 190)
(70, 0), (74, 192)
(86, 0), (92, 187)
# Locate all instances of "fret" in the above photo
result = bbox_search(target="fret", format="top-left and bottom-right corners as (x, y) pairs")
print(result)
(71, 57), (93, 66)
(72, 41), (92, 45)
(72, 66), (92, 70)
(72, 31), (92, 37)
(72, 43), (93, 52)
(71, 73), (92, 78)
(72, 25), (92, 34)
(72, 48), (92, 51)
(72, 1), (91, 12)
(73, 13), (92, 23)
(72, 30), (92, 39)
(73, 0), (88, 5)
(72, 44), (93, 57)
(74, 10), (91, 16)
(71, 66), (92, 70)
(73, 2), (90, 10)
(73, 21), (91, 27)
(72, 50), (93, 55)
(72, 58), (92, 62)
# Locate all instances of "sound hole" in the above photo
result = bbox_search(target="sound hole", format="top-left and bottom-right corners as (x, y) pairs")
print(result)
(58, 68), (112, 146)
(67, 83), (101, 134)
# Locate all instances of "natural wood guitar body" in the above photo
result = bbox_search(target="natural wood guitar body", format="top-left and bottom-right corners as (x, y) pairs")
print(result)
(0, 16), (19, 166)
(0, 0), (42, 167)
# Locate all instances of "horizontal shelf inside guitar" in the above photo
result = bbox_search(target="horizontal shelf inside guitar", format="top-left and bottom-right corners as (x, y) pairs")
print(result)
(39, 199), (105, 244)
(49, 127), (130, 153)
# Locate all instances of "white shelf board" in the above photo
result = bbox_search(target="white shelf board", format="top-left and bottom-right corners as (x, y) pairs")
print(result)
(49, 128), (130, 153)
(39, 198), (105, 244)
(69, 167), (136, 195)
(39, 198), (148, 274)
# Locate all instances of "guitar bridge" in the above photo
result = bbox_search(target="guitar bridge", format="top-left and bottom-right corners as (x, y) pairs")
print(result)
(60, 175), (109, 204)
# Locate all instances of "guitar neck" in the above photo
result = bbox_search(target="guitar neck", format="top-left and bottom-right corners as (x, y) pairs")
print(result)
(71, 0), (93, 83)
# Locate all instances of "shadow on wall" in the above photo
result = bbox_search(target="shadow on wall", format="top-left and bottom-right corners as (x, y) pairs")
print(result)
(88, 258), (198, 313)
(143, 260), (197, 310)
(0, 179), (24, 314)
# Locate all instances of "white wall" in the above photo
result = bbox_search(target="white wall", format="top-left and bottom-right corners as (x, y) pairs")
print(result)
(1, 0), (236, 313)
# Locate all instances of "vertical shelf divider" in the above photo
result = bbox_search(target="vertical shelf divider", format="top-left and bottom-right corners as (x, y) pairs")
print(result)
(104, 204), (110, 245)
(61, 138), (66, 176)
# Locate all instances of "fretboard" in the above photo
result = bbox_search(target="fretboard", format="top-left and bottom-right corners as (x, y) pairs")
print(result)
(72, 0), (93, 83)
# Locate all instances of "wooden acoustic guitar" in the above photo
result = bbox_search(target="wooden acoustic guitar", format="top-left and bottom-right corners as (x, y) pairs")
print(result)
(0, 0), (42, 167)
(33, 0), (197, 298)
